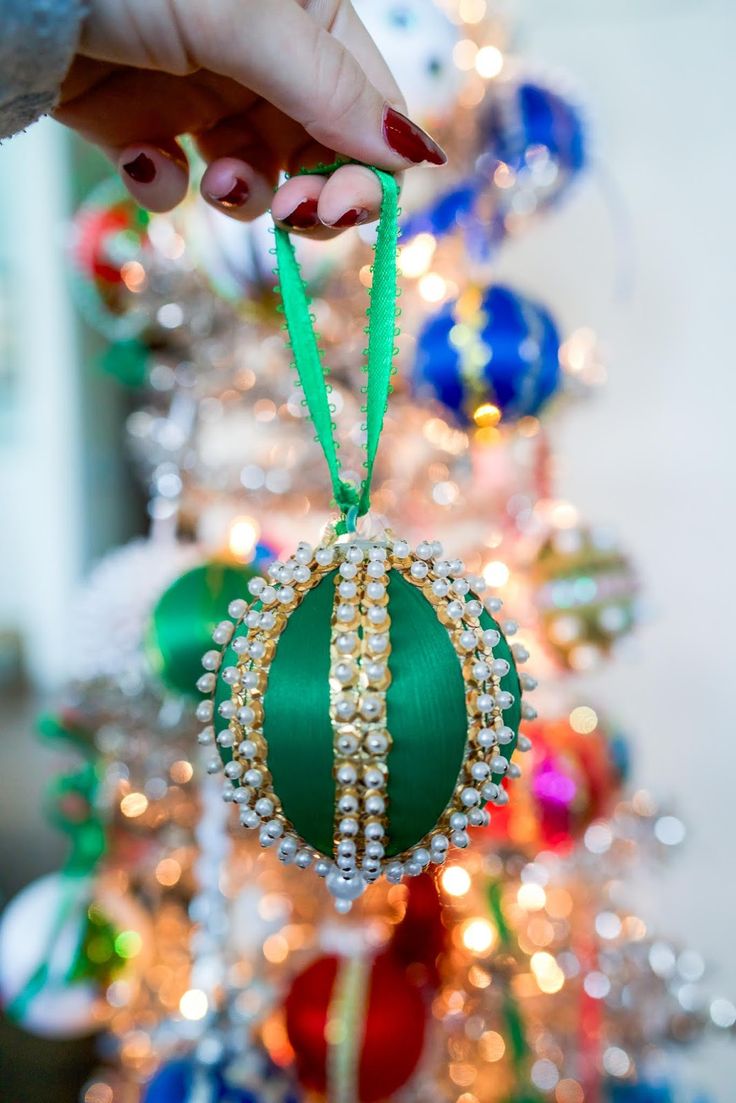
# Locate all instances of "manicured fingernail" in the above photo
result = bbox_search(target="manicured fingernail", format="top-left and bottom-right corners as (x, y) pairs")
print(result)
(281, 198), (319, 229)
(122, 152), (156, 183)
(207, 176), (250, 209)
(330, 207), (370, 228)
(382, 105), (447, 165)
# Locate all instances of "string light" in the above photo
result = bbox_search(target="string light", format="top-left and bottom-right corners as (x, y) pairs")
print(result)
(228, 515), (259, 560)
(179, 988), (208, 1020)
(475, 45), (504, 79)
(461, 918), (495, 954)
(442, 866), (472, 897)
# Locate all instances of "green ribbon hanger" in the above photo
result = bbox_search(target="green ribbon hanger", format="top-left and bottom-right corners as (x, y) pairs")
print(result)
(272, 163), (400, 532)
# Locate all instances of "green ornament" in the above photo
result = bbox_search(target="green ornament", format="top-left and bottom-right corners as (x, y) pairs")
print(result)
(201, 534), (529, 908)
(147, 561), (259, 698)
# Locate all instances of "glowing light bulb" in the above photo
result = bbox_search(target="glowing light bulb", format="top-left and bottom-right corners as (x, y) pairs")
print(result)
(179, 988), (208, 1020)
(441, 865), (472, 897)
(475, 45), (504, 79)
(462, 918), (495, 954)
(228, 515), (259, 561)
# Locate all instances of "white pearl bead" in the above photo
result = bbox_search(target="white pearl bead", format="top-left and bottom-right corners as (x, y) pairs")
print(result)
(507, 762), (521, 779)
(217, 730), (233, 748)
(221, 666), (239, 685)
(365, 732), (388, 755)
(365, 841), (385, 860)
(259, 586), (276, 605)
(212, 622), (234, 645)
(198, 728), (214, 745)
(472, 661), (490, 681)
(434, 560), (451, 577)
(336, 603), (355, 622)
(431, 834), (449, 853)
(522, 703), (538, 720)
(315, 547), (334, 567)
(335, 697), (356, 721)
(497, 726), (514, 745)
(259, 611), (276, 630)
(486, 596), (502, 613)
(503, 619), (518, 636)
(366, 560), (385, 578)
(197, 673), (216, 693)
(360, 696), (381, 720)
(449, 812), (467, 830)
(255, 797), (274, 817)
(206, 758), (222, 774)
(385, 861), (404, 883)
(368, 546), (387, 561)
(337, 765), (357, 785)
(259, 829), (274, 847)
(201, 650), (222, 671)
(392, 540), (409, 558)
(477, 693), (494, 713)
(346, 544), (363, 563)
(334, 898), (353, 914)
(365, 661), (385, 683)
(367, 606), (387, 625)
(517, 735), (532, 752)
(465, 599), (483, 618)
(336, 632), (357, 654)
(233, 787), (251, 804)
(248, 640), (265, 660)
(483, 628), (501, 647)
(449, 558), (464, 576)
(337, 734), (358, 755)
(196, 700), (214, 722)
(521, 673), (538, 691)
(450, 830), (469, 849)
(490, 755), (508, 774)
(248, 577), (265, 596)
(364, 767), (384, 789)
(493, 787), (509, 806)
(339, 561), (358, 580)
(365, 821), (384, 840)
(496, 691), (514, 710)
(451, 578), (470, 596)
(241, 809), (260, 829)
(277, 586), (295, 604)
(276, 564), (294, 584)
(468, 808), (485, 827)
(414, 847), (430, 867)
(491, 658), (510, 677)
(338, 580), (357, 599)
(266, 819), (283, 839)
(512, 644), (529, 663)
(340, 818), (359, 837)
(325, 869), (366, 901)
(293, 564), (311, 584)
(481, 781), (499, 802)
(228, 599), (247, 620)
(295, 542), (313, 564)
(224, 761), (242, 779)
(432, 578), (450, 598)
(366, 581), (386, 600)
(367, 633), (388, 654)
(365, 795), (385, 816)
(405, 859), (423, 877)
(471, 761), (490, 780)
(314, 858), (331, 877)
(296, 849), (312, 868)
(334, 661), (354, 685)
(237, 705), (255, 725)
(244, 768), (263, 787)
(416, 541), (433, 560)
(233, 637), (249, 654)
(446, 600), (464, 621)
(461, 787), (480, 806)
(242, 671), (259, 689)
(458, 630), (477, 651)
(431, 541), (443, 557)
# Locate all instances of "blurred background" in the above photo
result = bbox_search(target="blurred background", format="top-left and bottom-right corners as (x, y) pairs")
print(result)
(1, 0), (734, 1100)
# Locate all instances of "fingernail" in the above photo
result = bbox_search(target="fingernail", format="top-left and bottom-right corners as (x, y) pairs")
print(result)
(281, 198), (319, 230)
(330, 208), (370, 228)
(122, 152), (156, 183)
(207, 176), (250, 209)
(382, 105), (447, 166)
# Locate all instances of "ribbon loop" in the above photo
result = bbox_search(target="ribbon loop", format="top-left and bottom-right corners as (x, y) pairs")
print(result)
(272, 164), (399, 525)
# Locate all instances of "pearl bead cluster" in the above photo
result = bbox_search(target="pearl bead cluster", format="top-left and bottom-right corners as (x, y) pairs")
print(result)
(329, 544), (392, 898)
(197, 533), (535, 910)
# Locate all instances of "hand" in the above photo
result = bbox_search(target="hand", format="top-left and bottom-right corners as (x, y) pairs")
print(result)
(54, 0), (447, 235)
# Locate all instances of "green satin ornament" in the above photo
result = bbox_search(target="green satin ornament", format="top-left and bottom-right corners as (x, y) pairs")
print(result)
(147, 561), (257, 698)
(214, 570), (520, 858)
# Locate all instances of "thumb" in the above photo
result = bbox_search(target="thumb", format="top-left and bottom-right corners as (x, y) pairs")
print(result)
(193, 0), (447, 169)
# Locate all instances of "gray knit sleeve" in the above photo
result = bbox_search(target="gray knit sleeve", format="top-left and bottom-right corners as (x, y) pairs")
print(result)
(0, 0), (88, 140)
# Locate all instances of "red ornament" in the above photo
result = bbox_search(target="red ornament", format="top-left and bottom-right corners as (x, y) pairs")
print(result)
(486, 715), (624, 852)
(389, 873), (446, 988)
(284, 950), (427, 1102)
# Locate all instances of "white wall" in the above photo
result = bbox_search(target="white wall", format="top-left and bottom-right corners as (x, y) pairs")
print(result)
(496, 1), (736, 1094)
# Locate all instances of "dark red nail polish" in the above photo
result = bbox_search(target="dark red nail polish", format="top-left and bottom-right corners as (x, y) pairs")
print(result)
(382, 106), (447, 166)
(282, 198), (319, 230)
(122, 152), (156, 183)
(331, 207), (370, 228)
(210, 176), (250, 209)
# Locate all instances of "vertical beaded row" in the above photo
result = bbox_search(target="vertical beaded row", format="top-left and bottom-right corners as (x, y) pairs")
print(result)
(388, 537), (535, 877)
(329, 544), (392, 890)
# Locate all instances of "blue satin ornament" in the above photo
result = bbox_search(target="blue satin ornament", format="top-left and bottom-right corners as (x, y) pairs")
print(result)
(413, 284), (561, 425)
(143, 1055), (301, 1103)
(606, 1081), (675, 1103)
